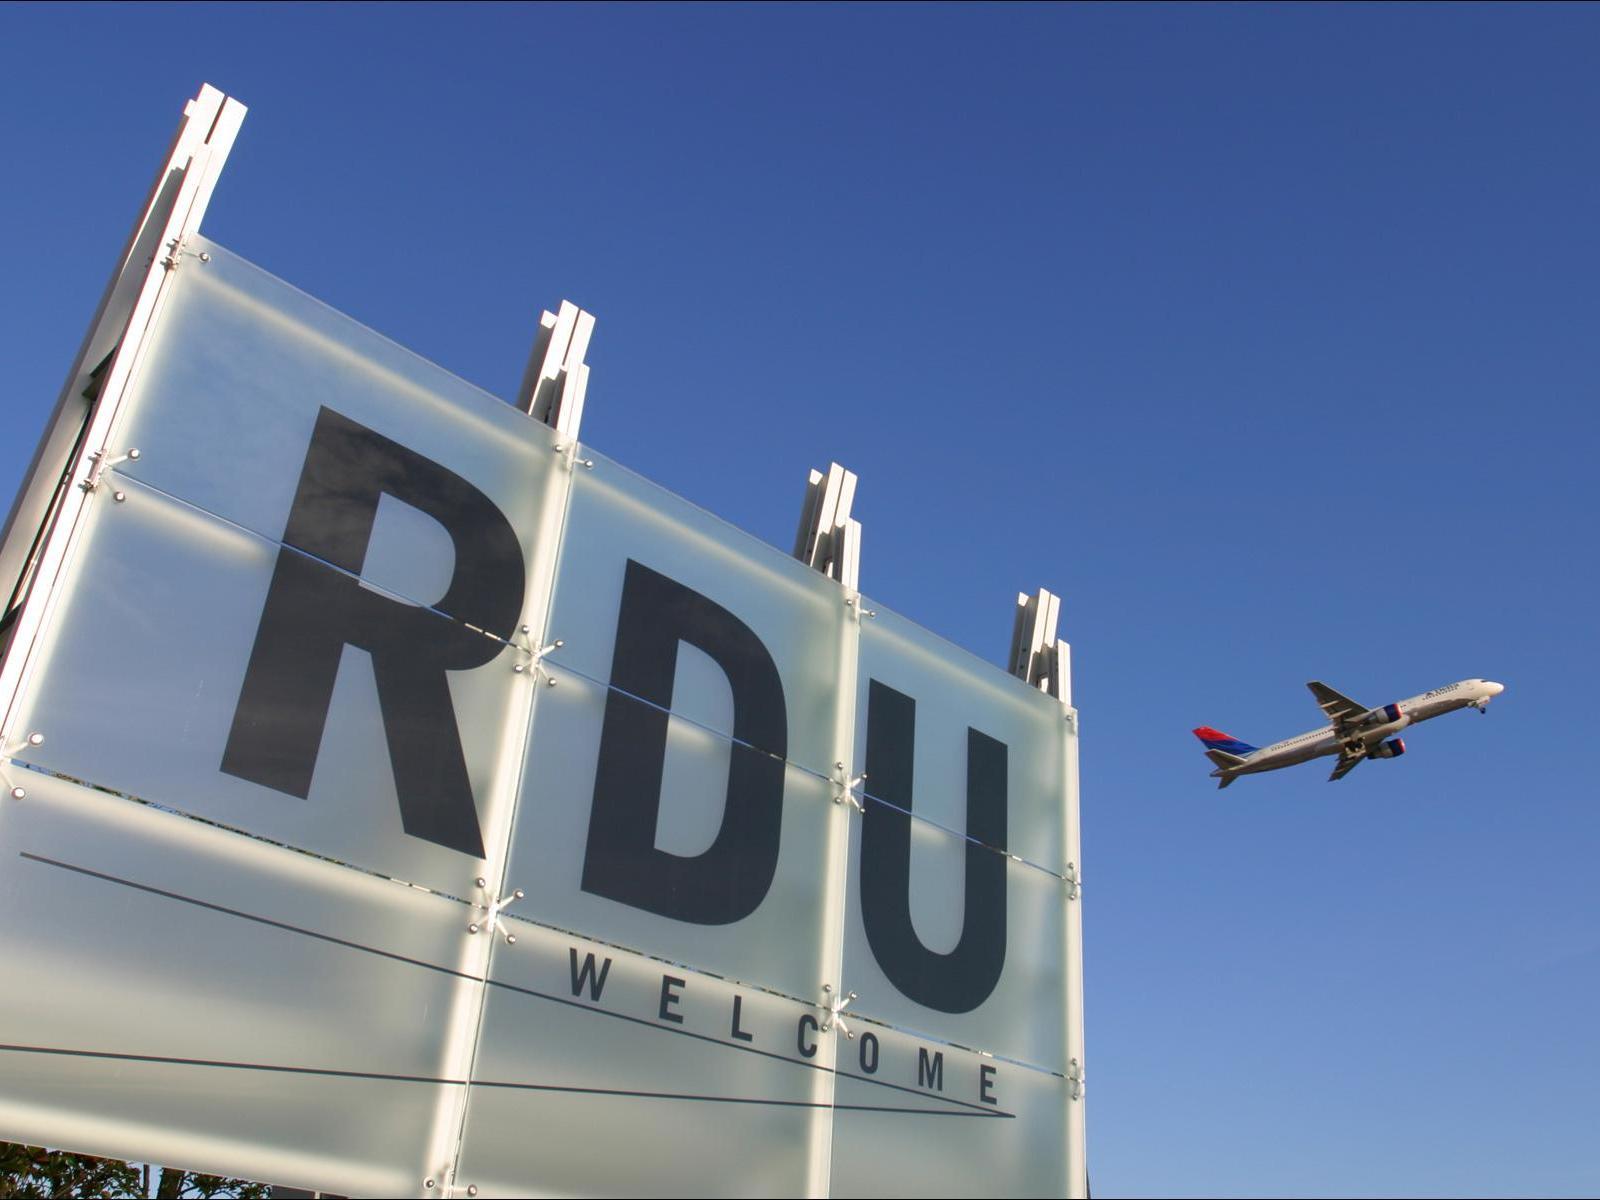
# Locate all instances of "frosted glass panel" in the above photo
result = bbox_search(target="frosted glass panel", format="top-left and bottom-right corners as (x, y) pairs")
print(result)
(855, 602), (1070, 874)
(453, 923), (830, 1197)
(109, 235), (566, 635)
(829, 1019), (1072, 1198)
(540, 446), (852, 780)
(841, 795), (1068, 1073)
(8, 481), (532, 892)
(0, 770), (477, 1198)
(508, 662), (845, 1001)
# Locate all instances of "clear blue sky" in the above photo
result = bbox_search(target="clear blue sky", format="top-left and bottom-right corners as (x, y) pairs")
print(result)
(3, 4), (1596, 1196)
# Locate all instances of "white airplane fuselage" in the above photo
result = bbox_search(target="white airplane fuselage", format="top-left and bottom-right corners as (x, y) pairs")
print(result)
(1208, 678), (1505, 782)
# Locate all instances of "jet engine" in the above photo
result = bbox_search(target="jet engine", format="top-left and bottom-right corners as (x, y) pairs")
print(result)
(1357, 702), (1410, 732)
(1369, 737), (1406, 759)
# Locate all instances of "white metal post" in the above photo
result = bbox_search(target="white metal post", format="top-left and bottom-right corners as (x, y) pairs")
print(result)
(1061, 673), (1087, 1198)
(792, 461), (869, 1196)
(0, 84), (245, 744)
(0, 85), (232, 608)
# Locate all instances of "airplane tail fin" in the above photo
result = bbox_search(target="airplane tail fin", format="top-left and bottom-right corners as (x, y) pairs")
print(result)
(1193, 727), (1257, 756)
(1196, 729), (1252, 789)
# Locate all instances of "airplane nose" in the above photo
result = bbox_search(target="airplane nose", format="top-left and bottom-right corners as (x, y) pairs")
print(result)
(1485, 681), (1505, 696)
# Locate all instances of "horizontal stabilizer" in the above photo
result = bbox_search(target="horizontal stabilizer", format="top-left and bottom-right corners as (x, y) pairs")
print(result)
(1205, 747), (1247, 771)
(1217, 774), (1235, 790)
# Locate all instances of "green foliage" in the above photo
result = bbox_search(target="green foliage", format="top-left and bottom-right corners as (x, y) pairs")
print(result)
(0, 1142), (270, 1199)
(0, 1142), (141, 1198)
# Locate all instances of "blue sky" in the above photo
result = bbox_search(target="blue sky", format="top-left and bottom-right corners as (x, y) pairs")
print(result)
(3, 3), (1597, 1196)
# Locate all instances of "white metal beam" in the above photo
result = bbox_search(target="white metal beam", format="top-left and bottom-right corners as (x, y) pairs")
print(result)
(518, 299), (596, 440)
(0, 84), (246, 737)
(0, 85), (239, 621)
(792, 462), (860, 591)
(1009, 586), (1069, 701)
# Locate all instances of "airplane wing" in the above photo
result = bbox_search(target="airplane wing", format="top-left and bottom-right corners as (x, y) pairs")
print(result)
(1307, 680), (1368, 732)
(1327, 754), (1364, 782)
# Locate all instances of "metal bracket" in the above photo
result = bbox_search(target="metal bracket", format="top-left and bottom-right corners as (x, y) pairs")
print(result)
(820, 983), (857, 1039)
(1009, 588), (1070, 703)
(79, 447), (140, 498)
(0, 732), (43, 801)
(159, 237), (211, 272)
(832, 762), (867, 812)
(511, 624), (563, 685)
(794, 463), (861, 592)
(3, 731), (43, 758)
(1063, 862), (1081, 901)
(467, 877), (525, 944)
(551, 440), (595, 470)
(1067, 1057), (1085, 1101)
(520, 300), (595, 443)
(843, 594), (876, 619)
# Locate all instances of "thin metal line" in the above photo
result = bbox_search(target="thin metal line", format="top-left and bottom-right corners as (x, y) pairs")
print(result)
(0, 1044), (1010, 1118)
(487, 978), (1009, 1116)
(20, 850), (1031, 1116)
(489, 977), (831, 1073)
(470, 1079), (1011, 1118)
(835, 1067), (1006, 1114)
(19, 851), (477, 982)
(0, 1042), (462, 1086)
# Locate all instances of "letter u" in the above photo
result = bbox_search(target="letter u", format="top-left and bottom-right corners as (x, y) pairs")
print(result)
(859, 680), (1007, 1014)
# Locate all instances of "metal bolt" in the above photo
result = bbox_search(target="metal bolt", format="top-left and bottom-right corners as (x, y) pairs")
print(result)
(128, 448), (141, 460)
(513, 663), (525, 673)
(505, 934), (517, 945)
(198, 252), (210, 263)
(26, 733), (42, 747)
(520, 624), (531, 635)
(514, 889), (525, 900)
(468, 922), (480, 934)
(476, 877), (487, 888)
(468, 1187), (479, 1196)
(424, 1180), (435, 1190)
(9, 787), (23, 800)
(112, 491), (126, 503)
(546, 677), (557, 688)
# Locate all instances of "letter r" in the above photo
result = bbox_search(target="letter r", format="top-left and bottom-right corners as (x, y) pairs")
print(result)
(220, 406), (525, 857)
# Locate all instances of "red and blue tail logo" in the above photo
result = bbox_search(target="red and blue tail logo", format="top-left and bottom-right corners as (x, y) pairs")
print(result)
(1192, 726), (1257, 756)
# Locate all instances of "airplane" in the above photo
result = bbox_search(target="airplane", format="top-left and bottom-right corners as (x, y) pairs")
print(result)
(1194, 677), (1506, 787)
